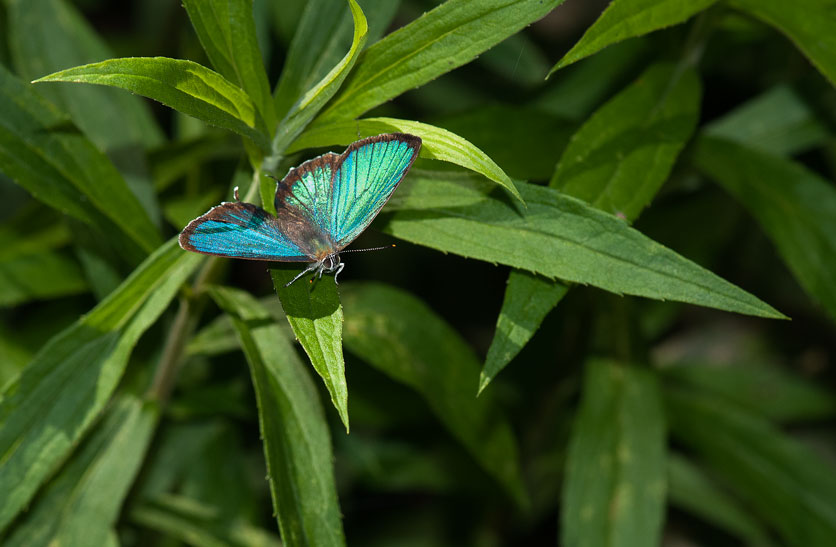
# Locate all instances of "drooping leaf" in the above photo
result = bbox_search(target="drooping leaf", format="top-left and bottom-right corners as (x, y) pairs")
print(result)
(663, 361), (836, 423)
(341, 282), (527, 504)
(289, 117), (522, 202)
(694, 135), (836, 321)
(33, 58), (271, 151)
(268, 0), (367, 163)
(667, 386), (836, 545)
(562, 360), (666, 547)
(730, 0), (836, 87)
(273, 0), (400, 120)
(0, 65), (162, 257)
(668, 453), (773, 546)
(550, 63), (702, 220)
(479, 271), (568, 395)
(4, 396), (158, 547)
(132, 494), (283, 547)
(433, 105), (576, 181)
(549, 0), (719, 74)
(269, 267), (348, 430)
(209, 285), (345, 547)
(704, 85), (829, 156)
(0, 240), (201, 532)
(315, 0), (564, 123)
(384, 172), (783, 318)
(182, 0), (277, 130)
(7, 0), (165, 223)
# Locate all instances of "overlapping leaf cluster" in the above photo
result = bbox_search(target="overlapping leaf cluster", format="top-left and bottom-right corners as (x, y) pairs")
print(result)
(1, 0), (835, 545)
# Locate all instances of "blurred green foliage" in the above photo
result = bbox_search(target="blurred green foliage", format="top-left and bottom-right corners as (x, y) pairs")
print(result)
(1, 0), (835, 545)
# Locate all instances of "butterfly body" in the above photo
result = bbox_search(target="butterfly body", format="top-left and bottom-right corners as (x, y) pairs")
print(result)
(179, 133), (422, 284)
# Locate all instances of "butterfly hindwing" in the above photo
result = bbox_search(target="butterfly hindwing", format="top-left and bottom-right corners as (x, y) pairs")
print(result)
(329, 134), (421, 248)
(179, 202), (309, 261)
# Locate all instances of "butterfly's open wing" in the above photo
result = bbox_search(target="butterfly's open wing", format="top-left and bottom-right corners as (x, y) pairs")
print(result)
(328, 133), (421, 248)
(179, 202), (310, 261)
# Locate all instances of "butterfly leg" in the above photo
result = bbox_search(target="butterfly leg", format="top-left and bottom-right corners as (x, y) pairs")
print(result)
(333, 262), (345, 285)
(285, 263), (318, 287)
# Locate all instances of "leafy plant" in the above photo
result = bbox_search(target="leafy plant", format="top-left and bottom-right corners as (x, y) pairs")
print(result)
(1, 0), (835, 545)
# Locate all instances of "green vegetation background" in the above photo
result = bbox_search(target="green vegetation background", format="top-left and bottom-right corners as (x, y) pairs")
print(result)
(1, 0), (835, 545)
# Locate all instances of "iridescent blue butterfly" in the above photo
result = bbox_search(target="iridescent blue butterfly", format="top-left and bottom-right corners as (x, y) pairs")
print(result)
(179, 133), (422, 285)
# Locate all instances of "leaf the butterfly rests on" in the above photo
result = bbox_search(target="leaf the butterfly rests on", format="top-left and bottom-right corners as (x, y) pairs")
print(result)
(179, 133), (421, 284)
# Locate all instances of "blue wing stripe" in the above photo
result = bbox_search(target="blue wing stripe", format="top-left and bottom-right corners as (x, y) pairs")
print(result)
(179, 202), (309, 261)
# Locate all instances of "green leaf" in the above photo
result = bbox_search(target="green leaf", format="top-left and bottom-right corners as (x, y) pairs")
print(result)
(289, 117), (522, 203)
(730, 0), (836, 87)
(273, 0), (400, 121)
(315, 0), (564, 123)
(0, 251), (87, 307)
(704, 85), (829, 156)
(433, 105), (576, 181)
(7, 0), (165, 223)
(562, 360), (666, 547)
(551, 63), (702, 221)
(668, 453), (773, 546)
(0, 239), (201, 532)
(269, 267), (348, 430)
(384, 171), (784, 318)
(479, 271), (568, 395)
(341, 282), (527, 504)
(268, 0), (368, 162)
(663, 362), (836, 423)
(150, 133), (241, 192)
(208, 286), (345, 547)
(667, 386), (836, 545)
(131, 494), (282, 547)
(0, 65), (162, 256)
(33, 57), (271, 151)
(693, 135), (836, 321)
(3, 396), (158, 547)
(182, 0), (277, 130)
(549, 0), (719, 74)
(478, 32), (550, 88)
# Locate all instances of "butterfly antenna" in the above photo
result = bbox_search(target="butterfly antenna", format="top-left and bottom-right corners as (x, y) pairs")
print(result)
(340, 244), (397, 254)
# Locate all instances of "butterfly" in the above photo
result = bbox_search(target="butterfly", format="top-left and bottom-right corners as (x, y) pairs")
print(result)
(179, 133), (422, 285)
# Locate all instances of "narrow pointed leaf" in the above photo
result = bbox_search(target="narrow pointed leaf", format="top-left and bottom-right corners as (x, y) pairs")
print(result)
(479, 271), (568, 394)
(270, 268), (348, 431)
(0, 65), (162, 256)
(289, 117), (522, 203)
(315, 0), (564, 123)
(183, 0), (277, 129)
(4, 396), (158, 547)
(482, 63), (701, 392)
(730, 0), (836, 87)
(562, 360), (666, 547)
(341, 282), (527, 504)
(549, 0), (719, 74)
(667, 387), (836, 545)
(384, 172), (783, 318)
(668, 454), (773, 546)
(0, 240), (201, 532)
(694, 135), (836, 321)
(269, 0), (367, 161)
(551, 63), (701, 219)
(209, 286), (345, 547)
(34, 58), (271, 151)
(273, 0), (400, 120)
(8, 0), (165, 222)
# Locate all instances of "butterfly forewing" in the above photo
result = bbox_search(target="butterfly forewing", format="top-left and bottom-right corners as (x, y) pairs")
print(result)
(329, 134), (421, 248)
(179, 202), (309, 261)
